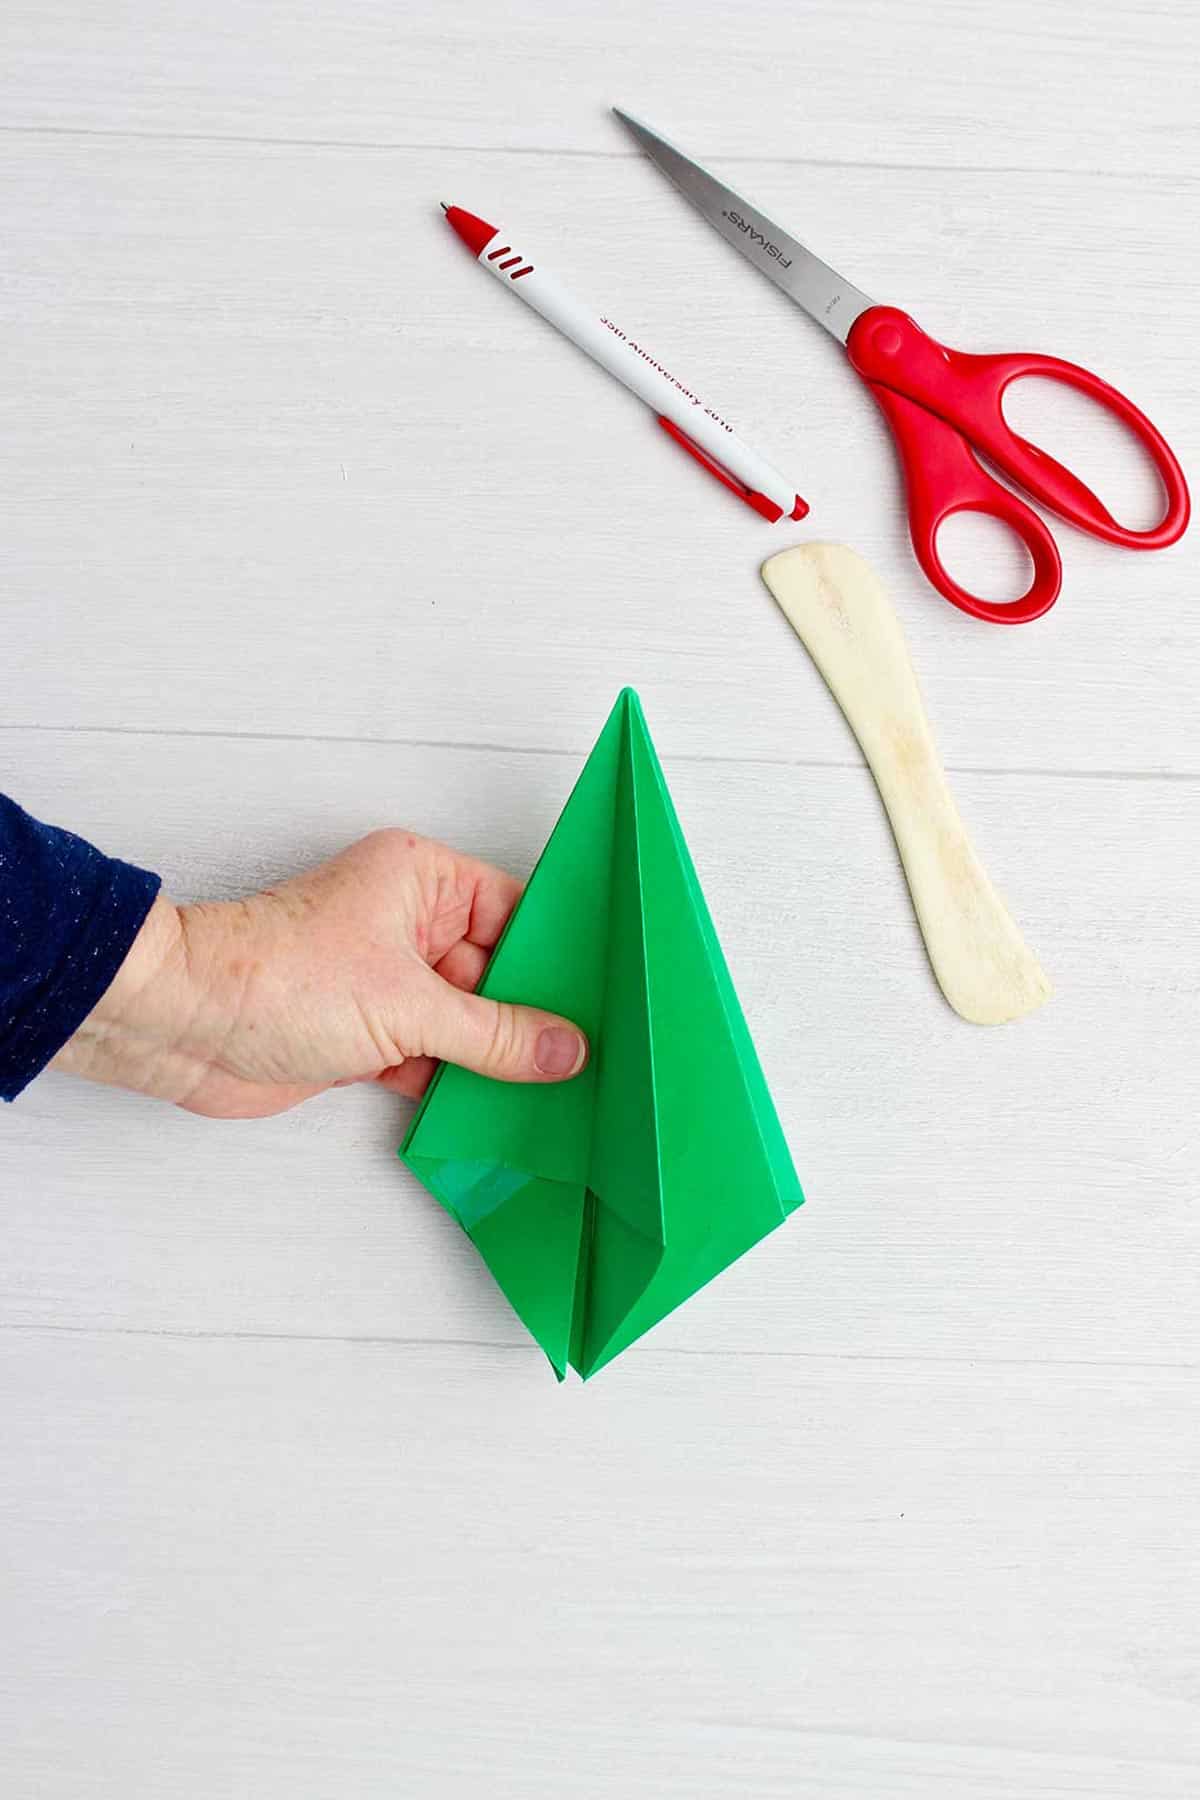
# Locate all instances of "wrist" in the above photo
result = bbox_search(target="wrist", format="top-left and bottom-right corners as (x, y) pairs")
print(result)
(53, 894), (237, 1102)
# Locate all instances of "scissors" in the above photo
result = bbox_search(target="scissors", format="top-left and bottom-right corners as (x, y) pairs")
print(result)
(613, 109), (1190, 625)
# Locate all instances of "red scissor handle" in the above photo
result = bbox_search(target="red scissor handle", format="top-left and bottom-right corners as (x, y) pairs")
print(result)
(860, 379), (1063, 624)
(846, 305), (1191, 625)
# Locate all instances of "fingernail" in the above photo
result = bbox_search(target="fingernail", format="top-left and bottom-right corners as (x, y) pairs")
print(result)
(535, 1026), (586, 1077)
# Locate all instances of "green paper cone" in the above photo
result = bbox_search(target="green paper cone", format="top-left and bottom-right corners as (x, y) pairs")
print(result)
(400, 690), (803, 1379)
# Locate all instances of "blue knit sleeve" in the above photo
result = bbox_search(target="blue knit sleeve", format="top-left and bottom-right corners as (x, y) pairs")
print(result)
(0, 794), (161, 1102)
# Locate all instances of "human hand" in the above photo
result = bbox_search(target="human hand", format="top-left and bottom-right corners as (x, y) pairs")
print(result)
(54, 830), (588, 1118)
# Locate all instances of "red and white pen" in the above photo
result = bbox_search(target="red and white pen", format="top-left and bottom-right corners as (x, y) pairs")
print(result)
(441, 204), (807, 523)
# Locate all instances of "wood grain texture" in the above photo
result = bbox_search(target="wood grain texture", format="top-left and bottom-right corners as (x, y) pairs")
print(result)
(0, 0), (1196, 176)
(2, 1335), (1199, 1800)
(2, 1), (1199, 1795)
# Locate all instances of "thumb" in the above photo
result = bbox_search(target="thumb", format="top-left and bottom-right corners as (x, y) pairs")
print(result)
(411, 968), (588, 1084)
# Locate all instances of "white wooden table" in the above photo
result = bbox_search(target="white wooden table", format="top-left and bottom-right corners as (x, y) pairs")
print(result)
(2, 5), (1198, 1795)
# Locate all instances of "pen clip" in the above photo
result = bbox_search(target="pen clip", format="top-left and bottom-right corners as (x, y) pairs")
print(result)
(656, 416), (808, 523)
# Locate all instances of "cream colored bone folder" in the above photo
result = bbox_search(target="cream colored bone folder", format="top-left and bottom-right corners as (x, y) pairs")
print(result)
(760, 544), (1051, 1026)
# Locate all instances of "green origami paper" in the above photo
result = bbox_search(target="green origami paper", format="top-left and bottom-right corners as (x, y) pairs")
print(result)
(399, 689), (803, 1380)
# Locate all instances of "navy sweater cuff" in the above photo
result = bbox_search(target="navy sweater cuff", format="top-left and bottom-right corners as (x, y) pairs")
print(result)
(0, 797), (162, 1102)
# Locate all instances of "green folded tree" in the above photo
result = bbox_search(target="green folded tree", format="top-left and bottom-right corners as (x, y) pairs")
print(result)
(401, 689), (803, 1379)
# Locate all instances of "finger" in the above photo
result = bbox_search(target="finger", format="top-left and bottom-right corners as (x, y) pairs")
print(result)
(409, 967), (587, 1084)
(434, 939), (490, 993)
(464, 863), (523, 948)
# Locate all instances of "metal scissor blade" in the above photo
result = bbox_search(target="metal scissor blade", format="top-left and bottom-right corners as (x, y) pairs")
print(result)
(612, 108), (874, 344)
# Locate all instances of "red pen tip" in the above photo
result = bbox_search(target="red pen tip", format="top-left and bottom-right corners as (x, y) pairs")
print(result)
(442, 204), (499, 256)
